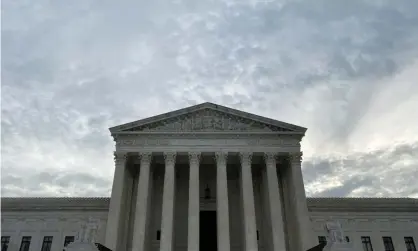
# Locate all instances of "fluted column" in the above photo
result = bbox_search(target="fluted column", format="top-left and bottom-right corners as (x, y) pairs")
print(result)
(264, 153), (286, 251)
(188, 152), (201, 251)
(132, 152), (153, 251)
(105, 152), (129, 251)
(239, 152), (258, 251)
(160, 152), (177, 251)
(215, 152), (231, 251)
(288, 152), (315, 251)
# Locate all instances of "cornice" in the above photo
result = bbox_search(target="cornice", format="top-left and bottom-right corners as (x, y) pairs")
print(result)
(113, 131), (304, 135)
(1, 197), (110, 212)
(307, 197), (418, 213)
(1, 197), (417, 213)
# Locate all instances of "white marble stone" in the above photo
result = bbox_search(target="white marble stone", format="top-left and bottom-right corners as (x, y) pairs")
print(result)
(131, 153), (153, 251)
(287, 153), (316, 251)
(240, 152), (259, 251)
(215, 152), (231, 251)
(2, 103), (418, 251)
(65, 242), (100, 251)
(1, 198), (418, 251)
(160, 152), (177, 251)
(187, 152), (201, 251)
(322, 221), (353, 251)
(65, 217), (100, 251)
(105, 152), (129, 251)
(263, 153), (286, 251)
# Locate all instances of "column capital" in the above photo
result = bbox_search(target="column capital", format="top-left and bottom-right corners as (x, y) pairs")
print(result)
(288, 152), (303, 163)
(239, 152), (253, 166)
(164, 152), (177, 165)
(188, 152), (201, 164)
(113, 151), (128, 165)
(263, 152), (278, 164)
(138, 152), (153, 164)
(215, 152), (228, 164)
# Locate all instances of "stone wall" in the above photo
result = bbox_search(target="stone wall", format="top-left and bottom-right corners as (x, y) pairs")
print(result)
(311, 211), (418, 250)
(2, 197), (417, 251)
(1, 211), (108, 251)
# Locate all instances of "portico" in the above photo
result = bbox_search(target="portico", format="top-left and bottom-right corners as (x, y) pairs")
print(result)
(105, 102), (315, 251)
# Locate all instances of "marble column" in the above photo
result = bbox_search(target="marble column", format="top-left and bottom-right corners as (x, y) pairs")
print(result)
(215, 152), (231, 251)
(160, 152), (177, 251)
(264, 153), (287, 251)
(288, 152), (315, 251)
(131, 152), (153, 251)
(239, 152), (258, 251)
(105, 152), (129, 251)
(188, 152), (201, 251)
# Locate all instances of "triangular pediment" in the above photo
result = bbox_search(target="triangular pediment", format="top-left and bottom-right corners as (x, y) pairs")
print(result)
(110, 102), (306, 133)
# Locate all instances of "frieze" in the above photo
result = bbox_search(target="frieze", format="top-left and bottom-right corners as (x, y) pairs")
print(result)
(309, 217), (412, 231)
(116, 137), (299, 147)
(347, 218), (356, 226)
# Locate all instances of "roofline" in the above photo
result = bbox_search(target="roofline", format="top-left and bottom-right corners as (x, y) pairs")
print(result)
(109, 102), (307, 133)
(2, 197), (417, 213)
(112, 131), (306, 136)
(1, 197), (110, 212)
(307, 197), (418, 213)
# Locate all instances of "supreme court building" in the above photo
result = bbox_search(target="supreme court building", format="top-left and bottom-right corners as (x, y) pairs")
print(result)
(2, 102), (417, 251)
(106, 102), (313, 251)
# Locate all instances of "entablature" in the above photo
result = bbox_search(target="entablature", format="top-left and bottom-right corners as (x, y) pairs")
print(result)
(113, 133), (301, 153)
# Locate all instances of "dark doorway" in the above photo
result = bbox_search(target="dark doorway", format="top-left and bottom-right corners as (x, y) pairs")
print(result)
(200, 211), (217, 251)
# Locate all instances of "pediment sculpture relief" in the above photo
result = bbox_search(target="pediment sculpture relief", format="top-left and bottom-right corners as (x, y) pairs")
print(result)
(130, 109), (291, 132)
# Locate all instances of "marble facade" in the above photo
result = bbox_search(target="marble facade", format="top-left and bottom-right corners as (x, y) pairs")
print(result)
(2, 197), (418, 251)
(1, 103), (418, 251)
(106, 102), (314, 251)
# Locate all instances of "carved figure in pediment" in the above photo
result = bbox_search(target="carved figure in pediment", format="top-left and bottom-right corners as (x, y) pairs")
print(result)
(131, 109), (291, 132)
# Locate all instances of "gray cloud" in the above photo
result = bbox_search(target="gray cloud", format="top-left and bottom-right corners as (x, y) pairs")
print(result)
(2, 0), (418, 197)
(1, 168), (111, 197)
(303, 142), (418, 197)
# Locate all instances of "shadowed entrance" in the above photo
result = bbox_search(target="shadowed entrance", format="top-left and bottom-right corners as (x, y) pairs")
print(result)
(200, 211), (217, 251)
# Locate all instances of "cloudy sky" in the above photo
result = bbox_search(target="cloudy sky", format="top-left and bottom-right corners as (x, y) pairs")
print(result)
(2, 0), (418, 198)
